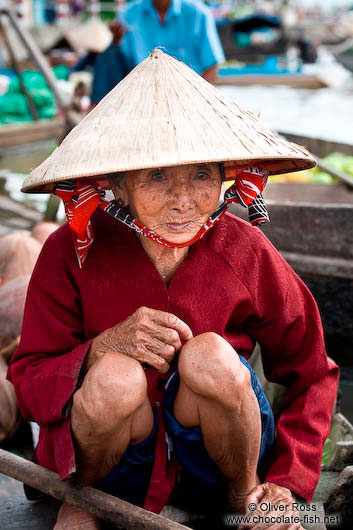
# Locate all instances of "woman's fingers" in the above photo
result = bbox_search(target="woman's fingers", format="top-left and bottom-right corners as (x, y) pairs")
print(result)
(101, 307), (193, 369)
(150, 326), (182, 352)
(141, 335), (176, 362)
(141, 350), (170, 373)
(149, 308), (193, 342)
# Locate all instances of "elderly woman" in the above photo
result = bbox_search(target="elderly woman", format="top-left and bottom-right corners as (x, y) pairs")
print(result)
(8, 50), (338, 530)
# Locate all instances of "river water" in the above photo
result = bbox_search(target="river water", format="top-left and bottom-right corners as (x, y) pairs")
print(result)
(218, 82), (353, 145)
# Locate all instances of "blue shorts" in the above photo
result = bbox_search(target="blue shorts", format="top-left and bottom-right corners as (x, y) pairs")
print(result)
(97, 356), (275, 512)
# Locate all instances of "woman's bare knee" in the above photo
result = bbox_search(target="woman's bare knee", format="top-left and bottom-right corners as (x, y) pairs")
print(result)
(178, 332), (251, 406)
(72, 352), (148, 433)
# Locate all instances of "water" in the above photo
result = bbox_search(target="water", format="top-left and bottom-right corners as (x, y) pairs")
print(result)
(218, 83), (353, 145)
(0, 140), (65, 218)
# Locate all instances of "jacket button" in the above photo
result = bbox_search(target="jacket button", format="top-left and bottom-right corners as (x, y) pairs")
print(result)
(155, 401), (161, 407)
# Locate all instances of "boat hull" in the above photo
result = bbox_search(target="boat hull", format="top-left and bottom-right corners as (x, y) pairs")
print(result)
(229, 181), (353, 365)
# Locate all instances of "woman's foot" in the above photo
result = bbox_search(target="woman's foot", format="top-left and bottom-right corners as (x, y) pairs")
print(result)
(53, 503), (101, 529)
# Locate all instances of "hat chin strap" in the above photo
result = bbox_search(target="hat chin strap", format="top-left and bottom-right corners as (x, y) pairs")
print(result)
(104, 200), (229, 249)
(103, 168), (270, 248)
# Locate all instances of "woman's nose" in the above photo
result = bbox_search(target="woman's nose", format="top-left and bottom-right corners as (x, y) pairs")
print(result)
(170, 182), (193, 210)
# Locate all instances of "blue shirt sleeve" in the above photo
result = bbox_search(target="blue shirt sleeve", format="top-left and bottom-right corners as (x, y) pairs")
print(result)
(91, 44), (130, 103)
(198, 8), (225, 72)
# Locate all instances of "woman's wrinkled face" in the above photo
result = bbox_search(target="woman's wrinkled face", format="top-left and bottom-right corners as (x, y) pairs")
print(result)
(113, 163), (222, 244)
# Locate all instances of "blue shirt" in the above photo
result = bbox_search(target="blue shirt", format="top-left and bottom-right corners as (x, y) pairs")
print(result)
(119, 0), (224, 74)
(91, 0), (224, 102)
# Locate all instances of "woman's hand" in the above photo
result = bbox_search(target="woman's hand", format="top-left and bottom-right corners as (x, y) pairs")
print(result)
(86, 306), (193, 372)
(238, 482), (304, 530)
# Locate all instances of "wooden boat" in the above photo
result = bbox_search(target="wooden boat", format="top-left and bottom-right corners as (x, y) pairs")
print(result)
(214, 71), (328, 88)
(335, 47), (353, 73)
(278, 131), (353, 158)
(0, 119), (65, 149)
(215, 16), (324, 88)
(229, 131), (353, 365)
(0, 192), (42, 236)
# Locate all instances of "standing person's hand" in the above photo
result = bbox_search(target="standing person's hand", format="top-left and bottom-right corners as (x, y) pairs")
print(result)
(86, 306), (193, 372)
(109, 20), (128, 45)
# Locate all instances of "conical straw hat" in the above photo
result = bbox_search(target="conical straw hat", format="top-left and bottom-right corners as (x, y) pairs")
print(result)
(22, 49), (315, 193)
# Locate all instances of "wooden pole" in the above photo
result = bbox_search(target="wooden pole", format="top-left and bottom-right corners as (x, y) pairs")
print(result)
(0, 16), (39, 121)
(0, 449), (188, 530)
(314, 157), (353, 190)
(1, 8), (76, 133)
(278, 132), (353, 190)
(43, 194), (60, 223)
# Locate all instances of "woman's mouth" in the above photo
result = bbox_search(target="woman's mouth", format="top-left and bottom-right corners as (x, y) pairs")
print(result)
(165, 222), (191, 232)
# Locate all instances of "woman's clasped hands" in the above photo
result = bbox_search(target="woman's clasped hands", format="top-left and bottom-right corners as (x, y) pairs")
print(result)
(88, 306), (193, 372)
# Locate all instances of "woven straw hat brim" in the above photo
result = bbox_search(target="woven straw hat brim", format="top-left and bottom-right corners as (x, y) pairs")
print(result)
(22, 49), (316, 193)
(64, 21), (112, 55)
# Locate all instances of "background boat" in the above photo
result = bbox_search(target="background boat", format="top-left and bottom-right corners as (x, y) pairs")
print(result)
(229, 131), (353, 366)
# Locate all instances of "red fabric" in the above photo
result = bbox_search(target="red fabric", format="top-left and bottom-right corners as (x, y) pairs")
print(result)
(223, 164), (268, 207)
(144, 369), (177, 511)
(7, 209), (339, 511)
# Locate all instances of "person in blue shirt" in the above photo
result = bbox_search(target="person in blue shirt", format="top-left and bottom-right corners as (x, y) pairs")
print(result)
(91, 0), (224, 104)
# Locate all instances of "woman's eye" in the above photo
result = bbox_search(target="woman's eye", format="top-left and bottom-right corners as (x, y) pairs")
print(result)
(196, 172), (208, 180)
(152, 172), (164, 181)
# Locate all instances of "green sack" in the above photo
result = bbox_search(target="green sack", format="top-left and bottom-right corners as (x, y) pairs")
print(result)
(53, 64), (70, 80)
(0, 93), (29, 117)
(28, 87), (55, 109)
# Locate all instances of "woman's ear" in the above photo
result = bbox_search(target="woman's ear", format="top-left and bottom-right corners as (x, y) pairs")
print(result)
(112, 180), (128, 206)
(107, 171), (128, 206)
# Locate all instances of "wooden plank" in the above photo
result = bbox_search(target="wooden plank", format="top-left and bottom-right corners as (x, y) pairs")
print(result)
(214, 73), (327, 89)
(230, 202), (353, 264)
(0, 195), (42, 222)
(281, 252), (353, 279)
(0, 120), (64, 148)
(263, 182), (353, 205)
(0, 460), (337, 530)
(278, 132), (353, 159)
(0, 449), (188, 530)
(262, 201), (353, 262)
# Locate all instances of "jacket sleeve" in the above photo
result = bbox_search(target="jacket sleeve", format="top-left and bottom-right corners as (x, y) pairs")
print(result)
(7, 235), (92, 427)
(242, 229), (339, 502)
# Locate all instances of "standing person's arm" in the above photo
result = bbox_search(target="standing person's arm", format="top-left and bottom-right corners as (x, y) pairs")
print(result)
(90, 44), (130, 105)
(198, 7), (225, 81)
(90, 18), (132, 106)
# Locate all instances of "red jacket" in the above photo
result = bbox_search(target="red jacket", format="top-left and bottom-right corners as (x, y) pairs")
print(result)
(8, 209), (339, 511)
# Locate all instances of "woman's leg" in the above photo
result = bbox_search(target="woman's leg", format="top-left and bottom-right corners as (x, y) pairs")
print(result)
(174, 332), (262, 513)
(71, 351), (154, 484)
(54, 351), (154, 529)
